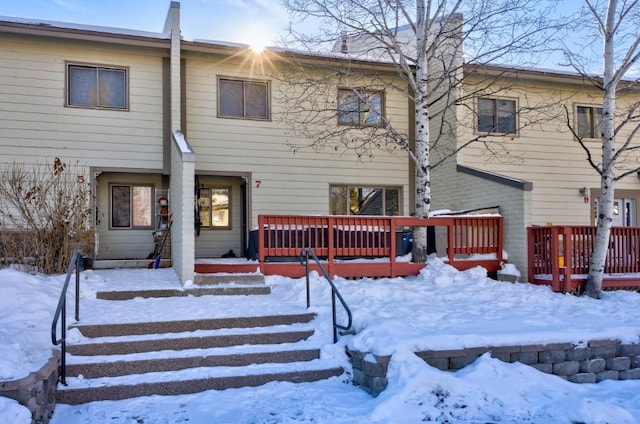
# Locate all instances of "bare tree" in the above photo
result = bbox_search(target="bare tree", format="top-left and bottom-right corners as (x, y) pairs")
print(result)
(563, 0), (640, 298)
(278, 0), (565, 262)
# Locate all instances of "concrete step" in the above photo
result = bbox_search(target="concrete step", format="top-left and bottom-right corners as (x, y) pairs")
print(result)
(96, 284), (270, 300)
(72, 313), (315, 338)
(67, 329), (315, 356)
(56, 362), (344, 405)
(66, 348), (321, 378)
(194, 273), (265, 286)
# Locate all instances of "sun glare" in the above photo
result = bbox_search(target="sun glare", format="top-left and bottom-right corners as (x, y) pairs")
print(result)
(249, 41), (267, 54)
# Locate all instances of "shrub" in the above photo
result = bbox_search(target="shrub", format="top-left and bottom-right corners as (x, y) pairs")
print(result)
(0, 158), (93, 274)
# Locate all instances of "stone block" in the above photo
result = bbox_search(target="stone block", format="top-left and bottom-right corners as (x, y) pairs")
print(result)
(488, 345), (521, 354)
(450, 355), (479, 370)
(415, 350), (438, 359)
(619, 368), (640, 380)
(596, 370), (620, 382)
(352, 368), (365, 386)
(489, 351), (511, 363)
(423, 357), (449, 371)
(617, 344), (640, 357)
(363, 359), (388, 378)
(348, 350), (365, 369)
(566, 347), (591, 361)
(589, 339), (619, 348)
(519, 344), (547, 352)
(374, 355), (391, 368)
(369, 376), (388, 396)
(580, 358), (606, 373)
(539, 349), (566, 364)
(511, 351), (539, 365)
(632, 355), (640, 369)
(590, 346), (617, 359)
(543, 342), (573, 351)
(568, 373), (596, 384)
(606, 357), (631, 371)
(553, 361), (580, 376)
(530, 363), (553, 374)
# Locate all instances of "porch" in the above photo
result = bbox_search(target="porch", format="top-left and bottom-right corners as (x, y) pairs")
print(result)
(196, 214), (505, 278)
(527, 225), (640, 292)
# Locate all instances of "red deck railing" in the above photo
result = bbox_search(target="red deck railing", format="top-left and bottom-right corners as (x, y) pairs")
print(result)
(258, 215), (504, 278)
(527, 226), (640, 292)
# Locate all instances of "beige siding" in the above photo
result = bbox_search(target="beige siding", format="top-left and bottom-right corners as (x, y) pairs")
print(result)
(457, 76), (640, 227)
(184, 54), (411, 226)
(0, 33), (165, 169)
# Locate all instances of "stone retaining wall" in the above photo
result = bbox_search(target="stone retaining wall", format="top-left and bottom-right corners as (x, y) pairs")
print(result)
(0, 349), (59, 424)
(349, 340), (640, 396)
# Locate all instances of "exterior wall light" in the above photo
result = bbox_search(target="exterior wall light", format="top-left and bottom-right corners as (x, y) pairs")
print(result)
(579, 187), (588, 196)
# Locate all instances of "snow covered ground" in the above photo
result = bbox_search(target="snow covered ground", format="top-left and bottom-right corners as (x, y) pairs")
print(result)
(1, 258), (640, 423)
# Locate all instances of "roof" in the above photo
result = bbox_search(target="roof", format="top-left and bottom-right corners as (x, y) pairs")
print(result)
(0, 12), (632, 86)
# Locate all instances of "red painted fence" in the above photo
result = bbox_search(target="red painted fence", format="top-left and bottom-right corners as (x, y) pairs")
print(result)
(527, 226), (640, 292)
(258, 215), (504, 278)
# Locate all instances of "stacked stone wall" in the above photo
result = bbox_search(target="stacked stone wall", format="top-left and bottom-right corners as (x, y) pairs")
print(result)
(349, 340), (640, 395)
(0, 350), (59, 424)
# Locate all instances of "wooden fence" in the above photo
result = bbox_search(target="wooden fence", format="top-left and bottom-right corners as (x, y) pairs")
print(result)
(527, 226), (640, 292)
(257, 215), (504, 278)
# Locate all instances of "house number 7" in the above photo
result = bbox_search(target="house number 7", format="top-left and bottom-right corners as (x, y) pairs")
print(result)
(255, 180), (262, 188)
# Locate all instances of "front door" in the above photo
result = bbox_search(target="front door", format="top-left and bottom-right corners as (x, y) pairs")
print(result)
(612, 198), (636, 227)
(194, 175), (247, 258)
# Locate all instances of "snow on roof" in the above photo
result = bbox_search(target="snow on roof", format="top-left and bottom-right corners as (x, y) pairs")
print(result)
(0, 15), (169, 39)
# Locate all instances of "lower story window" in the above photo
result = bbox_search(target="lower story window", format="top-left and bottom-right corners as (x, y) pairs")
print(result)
(111, 185), (152, 229)
(330, 185), (400, 215)
(198, 186), (231, 229)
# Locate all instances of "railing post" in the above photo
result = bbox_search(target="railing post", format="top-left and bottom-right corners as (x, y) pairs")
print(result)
(550, 226), (561, 292)
(331, 287), (338, 343)
(328, 216), (335, 276)
(527, 227), (534, 284)
(75, 253), (81, 322)
(390, 217), (397, 277)
(258, 215), (265, 263)
(447, 220), (455, 265)
(60, 292), (66, 385)
(305, 249), (310, 309)
(562, 227), (573, 293)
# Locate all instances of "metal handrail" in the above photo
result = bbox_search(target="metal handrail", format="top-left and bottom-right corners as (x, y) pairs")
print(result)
(299, 247), (353, 343)
(51, 249), (83, 385)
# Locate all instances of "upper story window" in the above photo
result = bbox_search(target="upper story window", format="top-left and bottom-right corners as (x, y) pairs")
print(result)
(477, 97), (517, 134)
(218, 77), (270, 120)
(67, 64), (127, 110)
(330, 185), (400, 216)
(576, 105), (602, 139)
(338, 89), (384, 127)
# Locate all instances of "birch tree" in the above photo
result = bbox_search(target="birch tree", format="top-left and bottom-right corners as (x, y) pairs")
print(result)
(279, 0), (564, 262)
(564, 0), (640, 298)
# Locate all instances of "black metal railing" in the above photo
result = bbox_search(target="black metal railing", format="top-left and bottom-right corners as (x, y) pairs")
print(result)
(299, 247), (353, 343)
(51, 250), (83, 385)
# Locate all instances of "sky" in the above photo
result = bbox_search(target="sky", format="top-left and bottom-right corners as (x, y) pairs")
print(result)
(2, 257), (640, 423)
(0, 0), (291, 48)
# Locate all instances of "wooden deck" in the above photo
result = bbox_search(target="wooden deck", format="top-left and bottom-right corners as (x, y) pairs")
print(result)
(196, 215), (505, 278)
(528, 225), (640, 292)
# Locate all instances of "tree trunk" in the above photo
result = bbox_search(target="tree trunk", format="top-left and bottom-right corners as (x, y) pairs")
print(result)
(586, 0), (617, 298)
(412, 0), (431, 263)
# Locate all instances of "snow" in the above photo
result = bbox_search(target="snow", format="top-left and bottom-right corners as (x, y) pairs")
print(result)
(1, 257), (640, 423)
